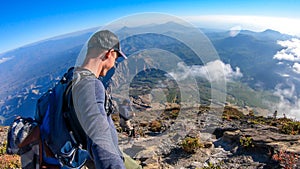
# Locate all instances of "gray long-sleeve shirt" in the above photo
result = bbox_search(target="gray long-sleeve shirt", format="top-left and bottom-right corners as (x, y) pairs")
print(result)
(119, 105), (133, 120)
(72, 68), (125, 169)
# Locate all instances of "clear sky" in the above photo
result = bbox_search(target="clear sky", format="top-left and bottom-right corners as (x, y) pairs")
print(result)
(1, 0), (300, 54)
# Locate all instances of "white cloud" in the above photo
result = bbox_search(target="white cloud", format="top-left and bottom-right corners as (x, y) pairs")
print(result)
(273, 38), (300, 62)
(169, 60), (242, 82)
(183, 15), (300, 36)
(271, 54), (300, 120)
(277, 62), (284, 65)
(274, 83), (296, 99)
(274, 98), (300, 120)
(278, 73), (290, 78)
(274, 52), (297, 61)
(273, 83), (300, 120)
(293, 62), (300, 74)
(0, 56), (14, 64)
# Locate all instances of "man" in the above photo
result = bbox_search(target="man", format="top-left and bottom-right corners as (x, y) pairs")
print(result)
(71, 30), (140, 169)
(119, 99), (135, 137)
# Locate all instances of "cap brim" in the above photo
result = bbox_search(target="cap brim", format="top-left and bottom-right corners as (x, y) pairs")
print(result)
(115, 50), (127, 63)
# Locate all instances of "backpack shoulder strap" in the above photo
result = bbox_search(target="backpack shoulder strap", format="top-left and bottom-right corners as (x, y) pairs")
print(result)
(105, 87), (117, 116)
(63, 67), (95, 148)
(63, 67), (116, 147)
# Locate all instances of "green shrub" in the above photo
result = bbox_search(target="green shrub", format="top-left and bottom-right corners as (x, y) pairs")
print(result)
(170, 109), (180, 119)
(0, 141), (21, 169)
(280, 121), (300, 135)
(239, 136), (254, 148)
(222, 106), (244, 121)
(0, 154), (21, 169)
(149, 120), (162, 132)
(0, 141), (7, 155)
(181, 137), (203, 153)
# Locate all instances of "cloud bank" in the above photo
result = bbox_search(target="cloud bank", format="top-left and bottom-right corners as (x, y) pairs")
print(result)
(273, 82), (300, 120)
(273, 38), (300, 74)
(273, 38), (300, 62)
(169, 60), (242, 82)
(261, 58), (300, 119)
(272, 38), (300, 120)
(183, 15), (300, 36)
(292, 63), (300, 74)
(0, 56), (14, 64)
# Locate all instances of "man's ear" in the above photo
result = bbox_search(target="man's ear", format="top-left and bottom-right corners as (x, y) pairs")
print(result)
(105, 51), (109, 58)
(105, 50), (113, 58)
(101, 50), (109, 60)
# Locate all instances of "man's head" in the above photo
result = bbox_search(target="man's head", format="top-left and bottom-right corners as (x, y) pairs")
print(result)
(83, 30), (127, 77)
(87, 30), (127, 60)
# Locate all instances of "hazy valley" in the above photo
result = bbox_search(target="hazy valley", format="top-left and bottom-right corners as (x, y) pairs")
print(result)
(0, 22), (299, 126)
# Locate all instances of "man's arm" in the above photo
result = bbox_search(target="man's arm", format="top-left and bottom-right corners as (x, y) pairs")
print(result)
(73, 77), (125, 169)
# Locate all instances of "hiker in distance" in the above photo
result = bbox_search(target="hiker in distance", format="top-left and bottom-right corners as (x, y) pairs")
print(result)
(72, 30), (140, 169)
(119, 99), (135, 137)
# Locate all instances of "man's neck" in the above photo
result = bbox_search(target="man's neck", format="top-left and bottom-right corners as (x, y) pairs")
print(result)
(82, 59), (103, 78)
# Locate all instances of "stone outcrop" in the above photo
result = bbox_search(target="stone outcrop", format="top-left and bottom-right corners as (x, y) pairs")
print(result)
(1, 105), (300, 168)
(119, 106), (300, 168)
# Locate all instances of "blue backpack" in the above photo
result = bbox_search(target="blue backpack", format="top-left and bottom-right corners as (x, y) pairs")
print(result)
(34, 67), (92, 168)
(7, 67), (117, 168)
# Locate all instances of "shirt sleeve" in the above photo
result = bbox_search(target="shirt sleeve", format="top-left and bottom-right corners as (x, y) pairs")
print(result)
(120, 105), (133, 120)
(72, 77), (125, 169)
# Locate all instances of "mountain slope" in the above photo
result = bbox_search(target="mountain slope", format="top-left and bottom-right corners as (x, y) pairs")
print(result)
(0, 22), (297, 125)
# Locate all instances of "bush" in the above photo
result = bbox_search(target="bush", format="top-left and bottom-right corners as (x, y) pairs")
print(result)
(181, 137), (203, 153)
(0, 141), (7, 155)
(222, 106), (244, 121)
(170, 109), (180, 119)
(0, 141), (21, 169)
(280, 121), (300, 135)
(272, 150), (298, 169)
(239, 136), (254, 148)
(149, 120), (162, 132)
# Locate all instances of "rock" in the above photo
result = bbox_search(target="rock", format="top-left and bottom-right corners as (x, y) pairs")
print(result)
(203, 141), (213, 148)
(186, 129), (200, 139)
(142, 156), (160, 169)
(165, 103), (180, 111)
(134, 147), (161, 168)
(132, 94), (152, 109)
(3, 104), (300, 169)
(134, 147), (157, 160)
(222, 130), (240, 143)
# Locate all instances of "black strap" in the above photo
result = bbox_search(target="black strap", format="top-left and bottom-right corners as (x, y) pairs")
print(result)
(62, 67), (114, 149)
(63, 67), (95, 149)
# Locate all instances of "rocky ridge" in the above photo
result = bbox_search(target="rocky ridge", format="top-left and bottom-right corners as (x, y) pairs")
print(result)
(1, 105), (300, 168)
(117, 105), (300, 169)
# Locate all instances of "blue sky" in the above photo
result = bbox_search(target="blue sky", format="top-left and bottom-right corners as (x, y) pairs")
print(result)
(1, 0), (300, 54)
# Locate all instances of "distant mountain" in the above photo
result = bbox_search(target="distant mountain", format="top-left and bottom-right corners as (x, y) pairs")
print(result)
(0, 22), (297, 125)
(205, 29), (296, 90)
(212, 32), (282, 89)
(0, 30), (95, 124)
(243, 29), (292, 41)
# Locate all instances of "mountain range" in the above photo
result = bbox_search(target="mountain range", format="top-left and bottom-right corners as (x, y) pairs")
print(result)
(0, 22), (298, 125)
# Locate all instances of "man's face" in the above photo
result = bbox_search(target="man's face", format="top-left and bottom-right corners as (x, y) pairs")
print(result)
(110, 50), (118, 69)
(99, 49), (118, 77)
